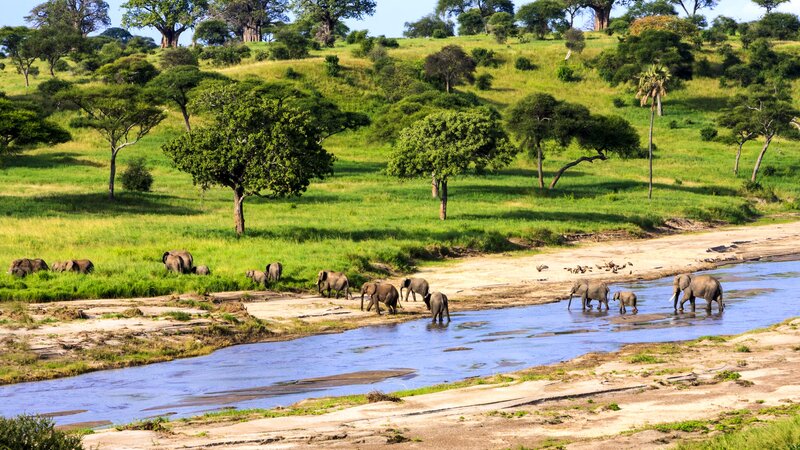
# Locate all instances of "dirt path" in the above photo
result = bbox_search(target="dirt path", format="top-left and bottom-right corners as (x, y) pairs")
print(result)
(83, 316), (800, 449)
(2, 220), (799, 385)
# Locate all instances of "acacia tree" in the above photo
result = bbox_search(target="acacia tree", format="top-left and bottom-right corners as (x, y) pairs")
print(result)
(752, 0), (789, 13)
(424, 45), (476, 93)
(211, 0), (289, 42)
(668, 0), (717, 17)
(29, 27), (83, 76)
(718, 107), (757, 176)
(516, 0), (567, 40)
(636, 64), (671, 199)
(0, 96), (70, 157)
(163, 84), (334, 235)
(122, 0), (209, 48)
(582, 0), (614, 30)
(27, 0), (111, 36)
(0, 27), (41, 87)
(388, 110), (516, 220)
(294, 0), (376, 46)
(59, 85), (166, 199)
(146, 66), (224, 131)
(506, 93), (559, 189)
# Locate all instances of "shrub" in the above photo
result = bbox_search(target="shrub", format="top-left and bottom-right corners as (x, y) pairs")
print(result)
(53, 59), (71, 72)
(198, 44), (250, 67)
(433, 29), (448, 39)
(274, 29), (310, 59)
(0, 415), (83, 450)
(0, 62), (5, 71)
(376, 36), (399, 48)
(700, 126), (718, 141)
(668, 120), (678, 129)
(284, 67), (302, 79)
(475, 73), (493, 90)
(324, 55), (341, 76)
(366, 390), (401, 403)
(762, 165), (776, 176)
(160, 47), (198, 69)
(612, 97), (626, 108)
(96, 55), (159, 85)
(556, 65), (578, 82)
(254, 49), (269, 61)
(471, 48), (499, 67)
(269, 43), (291, 60)
(120, 158), (153, 192)
(515, 56), (536, 71)
(346, 30), (369, 44)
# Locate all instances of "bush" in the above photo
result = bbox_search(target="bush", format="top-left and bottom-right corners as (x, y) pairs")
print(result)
(346, 29), (369, 44)
(199, 44), (251, 67)
(96, 55), (159, 85)
(324, 55), (341, 77)
(475, 73), (493, 90)
(254, 49), (269, 61)
(0, 62), (5, 71)
(668, 120), (679, 129)
(160, 47), (198, 69)
(274, 29), (310, 59)
(269, 43), (291, 60)
(515, 56), (536, 71)
(700, 126), (718, 141)
(284, 67), (302, 79)
(612, 97), (626, 108)
(556, 65), (578, 82)
(53, 59), (71, 72)
(120, 158), (153, 192)
(471, 48), (499, 67)
(432, 29), (448, 39)
(0, 415), (83, 450)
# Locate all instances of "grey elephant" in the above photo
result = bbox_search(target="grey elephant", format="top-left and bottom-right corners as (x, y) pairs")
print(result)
(613, 291), (638, 314)
(246, 270), (268, 288)
(671, 274), (723, 312)
(51, 261), (69, 272)
(317, 270), (351, 299)
(9, 258), (49, 278)
(361, 283), (400, 315)
(164, 254), (186, 274)
(400, 277), (429, 302)
(162, 250), (193, 274)
(424, 292), (450, 323)
(65, 259), (94, 274)
(266, 262), (283, 282)
(193, 265), (210, 276)
(568, 279), (610, 310)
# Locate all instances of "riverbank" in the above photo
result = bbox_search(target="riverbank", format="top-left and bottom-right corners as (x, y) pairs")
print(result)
(1, 219), (799, 385)
(81, 315), (800, 449)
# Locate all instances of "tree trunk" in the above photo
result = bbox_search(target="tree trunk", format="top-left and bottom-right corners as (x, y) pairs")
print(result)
(549, 153), (607, 189)
(180, 104), (191, 132)
(49, 62), (55, 77)
(751, 134), (773, 183)
(445, 78), (451, 94)
(161, 29), (180, 48)
(315, 16), (336, 47)
(734, 141), (744, 176)
(439, 180), (448, 220)
(648, 106), (655, 200)
(656, 94), (663, 116)
(23, 68), (30, 87)
(233, 188), (246, 236)
(109, 149), (117, 200)
(591, 7), (610, 31)
(242, 24), (261, 42)
(431, 172), (439, 198)
(536, 142), (544, 189)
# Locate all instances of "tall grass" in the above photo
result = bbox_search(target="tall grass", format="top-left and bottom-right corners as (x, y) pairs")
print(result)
(677, 414), (800, 449)
(0, 33), (797, 301)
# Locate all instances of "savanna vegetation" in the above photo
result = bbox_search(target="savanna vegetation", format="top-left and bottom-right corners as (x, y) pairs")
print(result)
(0, 0), (798, 305)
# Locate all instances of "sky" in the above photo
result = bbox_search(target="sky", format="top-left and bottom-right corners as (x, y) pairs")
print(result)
(3, 0), (800, 44)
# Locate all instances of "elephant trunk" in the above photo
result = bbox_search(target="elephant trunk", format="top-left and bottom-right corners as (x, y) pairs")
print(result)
(568, 294), (573, 309)
(670, 290), (679, 310)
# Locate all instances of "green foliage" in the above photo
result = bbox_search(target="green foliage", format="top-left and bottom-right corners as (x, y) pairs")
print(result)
(424, 45), (476, 93)
(564, 27), (585, 54)
(471, 48), (499, 67)
(324, 55), (341, 77)
(475, 73), (493, 90)
(274, 28), (311, 59)
(654, 420), (709, 433)
(516, 0), (567, 40)
(120, 157), (154, 192)
(121, 0), (209, 47)
(194, 19), (233, 45)
(514, 56), (536, 71)
(0, 96), (70, 155)
(457, 9), (484, 35)
(752, 13), (800, 40)
(556, 64), (578, 82)
(28, 0), (111, 35)
(596, 30), (693, 86)
(146, 65), (222, 130)
(0, 26), (41, 86)
(199, 44), (251, 66)
(700, 127), (718, 141)
(612, 97), (626, 108)
(628, 353), (664, 364)
(96, 55), (159, 85)
(735, 345), (751, 352)
(751, 0), (790, 13)
(100, 27), (133, 43)
(487, 12), (516, 43)
(293, 0), (377, 46)
(160, 47), (198, 69)
(715, 370), (742, 381)
(404, 14), (454, 38)
(0, 414), (83, 450)
(370, 90), (480, 143)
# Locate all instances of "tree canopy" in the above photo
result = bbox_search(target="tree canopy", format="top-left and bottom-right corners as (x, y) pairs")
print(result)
(121, 0), (209, 47)
(596, 30), (693, 86)
(210, 0), (289, 42)
(404, 14), (455, 38)
(146, 66), (224, 131)
(27, 0), (111, 36)
(424, 45), (477, 93)
(293, 0), (376, 46)
(0, 95), (70, 156)
(516, 0), (567, 40)
(0, 27), (41, 87)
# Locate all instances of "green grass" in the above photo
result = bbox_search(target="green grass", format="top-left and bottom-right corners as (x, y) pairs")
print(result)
(628, 353), (665, 364)
(677, 414), (800, 449)
(0, 33), (798, 301)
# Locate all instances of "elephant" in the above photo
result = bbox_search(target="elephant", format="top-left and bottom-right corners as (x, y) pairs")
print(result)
(162, 250), (193, 273)
(266, 262), (283, 282)
(64, 259), (94, 274)
(246, 270), (268, 288)
(51, 261), (69, 272)
(317, 270), (352, 299)
(424, 292), (450, 323)
(361, 283), (400, 315)
(164, 255), (186, 274)
(400, 278), (429, 302)
(568, 280), (610, 310)
(8, 258), (48, 278)
(193, 265), (210, 276)
(613, 291), (638, 314)
(670, 274), (723, 312)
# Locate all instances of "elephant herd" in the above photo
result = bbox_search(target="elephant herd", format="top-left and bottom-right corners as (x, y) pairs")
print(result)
(567, 273), (724, 314)
(315, 271), (450, 323)
(8, 258), (94, 277)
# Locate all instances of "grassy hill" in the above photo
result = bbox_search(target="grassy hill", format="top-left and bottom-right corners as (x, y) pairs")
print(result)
(0, 33), (797, 301)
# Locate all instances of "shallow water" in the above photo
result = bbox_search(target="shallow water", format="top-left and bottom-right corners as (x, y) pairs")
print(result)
(1, 260), (798, 426)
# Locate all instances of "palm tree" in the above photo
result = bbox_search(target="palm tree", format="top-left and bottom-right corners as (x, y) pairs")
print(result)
(636, 65), (671, 200)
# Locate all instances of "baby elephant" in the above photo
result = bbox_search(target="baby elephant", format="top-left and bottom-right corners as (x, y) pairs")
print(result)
(162, 250), (193, 274)
(265, 262), (282, 282)
(52, 259), (94, 274)
(424, 292), (450, 323)
(193, 265), (210, 276)
(246, 270), (268, 288)
(613, 291), (638, 314)
(400, 277), (429, 302)
(361, 282), (400, 315)
(317, 270), (351, 299)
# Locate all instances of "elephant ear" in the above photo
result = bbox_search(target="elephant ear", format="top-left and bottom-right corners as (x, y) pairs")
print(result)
(320, 271), (328, 281)
(266, 264), (271, 273)
(66, 261), (75, 272)
(162, 252), (170, 264)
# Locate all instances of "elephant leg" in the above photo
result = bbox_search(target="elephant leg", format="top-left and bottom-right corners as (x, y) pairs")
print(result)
(582, 294), (589, 310)
(690, 296), (696, 312)
(411, 291), (416, 302)
(679, 296), (687, 312)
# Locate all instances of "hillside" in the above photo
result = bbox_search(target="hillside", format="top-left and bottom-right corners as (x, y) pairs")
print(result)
(0, 33), (797, 301)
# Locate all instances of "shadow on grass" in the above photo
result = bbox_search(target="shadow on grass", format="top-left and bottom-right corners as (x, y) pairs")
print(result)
(0, 193), (202, 217)
(333, 160), (386, 177)
(670, 96), (730, 113)
(4, 152), (104, 169)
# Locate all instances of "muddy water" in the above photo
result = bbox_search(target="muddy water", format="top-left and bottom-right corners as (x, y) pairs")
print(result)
(1, 260), (798, 426)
